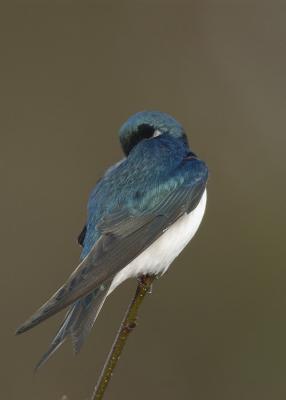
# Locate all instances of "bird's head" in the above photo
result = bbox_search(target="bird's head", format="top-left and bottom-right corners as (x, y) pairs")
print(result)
(119, 111), (189, 156)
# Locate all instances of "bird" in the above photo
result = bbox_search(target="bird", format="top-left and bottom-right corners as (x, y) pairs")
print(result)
(16, 110), (208, 370)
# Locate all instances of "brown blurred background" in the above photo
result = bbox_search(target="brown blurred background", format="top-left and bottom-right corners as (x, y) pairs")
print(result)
(1, 2), (286, 399)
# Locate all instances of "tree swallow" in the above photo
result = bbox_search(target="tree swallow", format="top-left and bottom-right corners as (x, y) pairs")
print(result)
(16, 111), (208, 369)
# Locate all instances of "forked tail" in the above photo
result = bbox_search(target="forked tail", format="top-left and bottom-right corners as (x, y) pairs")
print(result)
(35, 281), (111, 370)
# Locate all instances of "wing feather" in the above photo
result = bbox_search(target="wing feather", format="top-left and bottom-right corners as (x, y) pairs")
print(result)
(16, 160), (207, 335)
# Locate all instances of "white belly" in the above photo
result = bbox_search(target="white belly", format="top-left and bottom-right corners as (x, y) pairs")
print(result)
(109, 189), (207, 294)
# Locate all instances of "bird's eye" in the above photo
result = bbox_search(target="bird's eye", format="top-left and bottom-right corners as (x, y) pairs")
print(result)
(153, 130), (162, 138)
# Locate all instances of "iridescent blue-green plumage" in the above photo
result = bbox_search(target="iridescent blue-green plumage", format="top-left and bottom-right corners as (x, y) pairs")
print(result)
(16, 111), (208, 369)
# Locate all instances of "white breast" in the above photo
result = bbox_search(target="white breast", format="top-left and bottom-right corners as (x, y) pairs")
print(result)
(109, 189), (207, 294)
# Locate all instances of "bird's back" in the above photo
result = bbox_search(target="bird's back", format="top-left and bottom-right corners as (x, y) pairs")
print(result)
(81, 134), (191, 258)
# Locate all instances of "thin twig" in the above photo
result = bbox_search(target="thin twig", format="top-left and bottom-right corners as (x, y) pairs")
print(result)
(91, 274), (156, 400)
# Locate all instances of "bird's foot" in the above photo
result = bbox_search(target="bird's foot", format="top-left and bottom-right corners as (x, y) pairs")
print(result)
(137, 274), (156, 293)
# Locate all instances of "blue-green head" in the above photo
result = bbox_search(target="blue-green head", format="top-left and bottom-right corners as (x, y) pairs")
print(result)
(119, 111), (189, 156)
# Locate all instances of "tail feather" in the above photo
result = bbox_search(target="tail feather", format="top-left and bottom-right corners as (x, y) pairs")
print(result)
(34, 303), (80, 370)
(35, 282), (111, 370)
(71, 283), (111, 354)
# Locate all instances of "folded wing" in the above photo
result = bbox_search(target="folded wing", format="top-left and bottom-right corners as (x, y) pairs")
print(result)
(16, 158), (208, 335)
